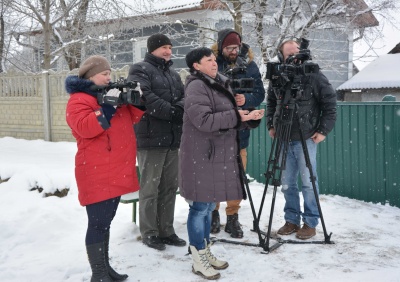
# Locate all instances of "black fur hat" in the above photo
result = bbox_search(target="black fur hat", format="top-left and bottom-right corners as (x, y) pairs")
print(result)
(147, 34), (172, 53)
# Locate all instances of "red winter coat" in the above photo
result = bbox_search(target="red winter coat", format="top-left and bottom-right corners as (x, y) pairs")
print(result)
(66, 91), (144, 206)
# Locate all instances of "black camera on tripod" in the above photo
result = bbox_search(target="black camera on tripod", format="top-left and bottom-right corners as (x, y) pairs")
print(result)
(224, 66), (255, 93)
(265, 38), (319, 89)
(94, 77), (142, 106)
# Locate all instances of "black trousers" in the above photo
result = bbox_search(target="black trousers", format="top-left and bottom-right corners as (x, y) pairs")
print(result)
(85, 197), (120, 245)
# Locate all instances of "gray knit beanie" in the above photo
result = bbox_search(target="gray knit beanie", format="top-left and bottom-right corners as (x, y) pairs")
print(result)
(78, 55), (111, 79)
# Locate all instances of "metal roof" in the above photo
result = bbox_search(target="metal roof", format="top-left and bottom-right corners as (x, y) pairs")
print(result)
(337, 54), (400, 90)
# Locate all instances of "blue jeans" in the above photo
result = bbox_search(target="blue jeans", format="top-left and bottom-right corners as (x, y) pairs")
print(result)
(187, 201), (217, 250)
(281, 139), (319, 228)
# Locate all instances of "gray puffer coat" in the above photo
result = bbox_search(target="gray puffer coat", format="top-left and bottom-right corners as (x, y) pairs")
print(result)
(179, 71), (259, 203)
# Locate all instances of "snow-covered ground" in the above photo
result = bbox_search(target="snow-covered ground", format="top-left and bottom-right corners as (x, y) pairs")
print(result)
(0, 137), (399, 282)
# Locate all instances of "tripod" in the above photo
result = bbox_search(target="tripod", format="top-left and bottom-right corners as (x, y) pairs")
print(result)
(212, 85), (334, 253)
(253, 86), (334, 253)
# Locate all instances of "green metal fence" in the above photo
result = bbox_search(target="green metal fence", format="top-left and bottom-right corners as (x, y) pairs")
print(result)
(247, 102), (400, 208)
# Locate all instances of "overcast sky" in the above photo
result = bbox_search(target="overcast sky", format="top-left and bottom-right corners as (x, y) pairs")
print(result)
(353, 11), (400, 70)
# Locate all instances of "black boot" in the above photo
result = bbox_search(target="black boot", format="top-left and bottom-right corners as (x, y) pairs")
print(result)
(210, 210), (221, 234)
(224, 214), (243, 238)
(86, 242), (113, 282)
(104, 232), (128, 281)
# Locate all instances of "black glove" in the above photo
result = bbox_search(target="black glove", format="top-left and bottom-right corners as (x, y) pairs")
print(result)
(170, 105), (184, 125)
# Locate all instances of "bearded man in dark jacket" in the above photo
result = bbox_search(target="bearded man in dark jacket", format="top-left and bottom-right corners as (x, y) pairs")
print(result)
(210, 28), (265, 238)
(127, 33), (186, 251)
(266, 39), (337, 240)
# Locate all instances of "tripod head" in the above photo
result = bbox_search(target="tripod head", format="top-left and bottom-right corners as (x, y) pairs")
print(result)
(266, 38), (319, 100)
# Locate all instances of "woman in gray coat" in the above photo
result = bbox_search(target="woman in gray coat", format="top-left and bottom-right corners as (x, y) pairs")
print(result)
(180, 47), (264, 280)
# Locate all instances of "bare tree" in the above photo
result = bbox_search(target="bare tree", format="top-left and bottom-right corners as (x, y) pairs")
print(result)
(219, 0), (398, 65)
(8, 0), (153, 71)
(10, 0), (85, 70)
(0, 0), (14, 73)
(219, 0), (244, 34)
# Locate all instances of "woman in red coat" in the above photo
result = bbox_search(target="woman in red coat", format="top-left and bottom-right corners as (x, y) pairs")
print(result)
(65, 55), (144, 282)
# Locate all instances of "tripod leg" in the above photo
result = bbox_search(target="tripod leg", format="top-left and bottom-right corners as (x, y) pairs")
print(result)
(256, 107), (294, 251)
(298, 131), (332, 243)
(239, 158), (264, 245)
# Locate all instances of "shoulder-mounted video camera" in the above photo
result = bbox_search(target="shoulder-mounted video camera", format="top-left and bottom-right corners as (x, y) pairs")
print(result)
(224, 64), (254, 94)
(93, 77), (142, 106)
(265, 38), (319, 90)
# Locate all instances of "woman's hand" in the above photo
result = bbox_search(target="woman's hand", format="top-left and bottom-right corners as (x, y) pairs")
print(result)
(239, 109), (265, 122)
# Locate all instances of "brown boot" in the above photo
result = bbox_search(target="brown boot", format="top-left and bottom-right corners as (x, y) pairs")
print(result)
(277, 222), (300, 235)
(296, 224), (316, 240)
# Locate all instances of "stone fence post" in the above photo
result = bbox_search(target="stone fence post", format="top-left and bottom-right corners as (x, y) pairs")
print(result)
(42, 71), (51, 141)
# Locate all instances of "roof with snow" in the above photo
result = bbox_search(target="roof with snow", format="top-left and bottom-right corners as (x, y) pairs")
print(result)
(337, 54), (400, 90)
(122, 0), (203, 15)
(146, 0), (203, 13)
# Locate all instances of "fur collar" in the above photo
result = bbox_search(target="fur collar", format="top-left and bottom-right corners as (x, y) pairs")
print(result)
(65, 76), (101, 97)
(187, 71), (241, 129)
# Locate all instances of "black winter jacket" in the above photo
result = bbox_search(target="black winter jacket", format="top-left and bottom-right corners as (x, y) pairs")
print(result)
(127, 53), (184, 149)
(266, 71), (337, 141)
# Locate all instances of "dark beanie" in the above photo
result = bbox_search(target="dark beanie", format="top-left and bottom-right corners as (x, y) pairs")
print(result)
(185, 47), (213, 70)
(222, 32), (241, 49)
(78, 55), (111, 79)
(217, 29), (242, 52)
(147, 34), (172, 53)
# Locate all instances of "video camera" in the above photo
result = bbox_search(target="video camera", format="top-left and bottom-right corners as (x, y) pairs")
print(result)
(224, 66), (254, 94)
(265, 38), (319, 90)
(94, 77), (142, 106)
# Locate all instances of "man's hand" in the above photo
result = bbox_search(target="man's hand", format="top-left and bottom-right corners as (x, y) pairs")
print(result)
(311, 132), (326, 144)
(269, 128), (275, 138)
(235, 94), (245, 106)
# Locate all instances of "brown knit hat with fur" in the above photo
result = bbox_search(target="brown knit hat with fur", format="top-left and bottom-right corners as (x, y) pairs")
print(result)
(78, 55), (111, 79)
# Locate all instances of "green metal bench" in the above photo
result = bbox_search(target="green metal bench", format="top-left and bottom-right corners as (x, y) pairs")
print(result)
(120, 190), (181, 223)
(119, 167), (180, 223)
(120, 191), (140, 223)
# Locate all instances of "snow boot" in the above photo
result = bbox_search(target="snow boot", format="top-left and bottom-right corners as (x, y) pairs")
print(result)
(277, 222), (300, 235)
(296, 224), (316, 240)
(86, 242), (113, 282)
(189, 245), (220, 280)
(205, 240), (229, 270)
(210, 210), (221, 234)
(224, 213), (243, 238)
(104, 232), (128, 281)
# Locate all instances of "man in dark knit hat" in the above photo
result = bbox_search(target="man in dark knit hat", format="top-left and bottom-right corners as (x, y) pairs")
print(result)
(210, 28), (266, 239)
(127, 34), (186, 251)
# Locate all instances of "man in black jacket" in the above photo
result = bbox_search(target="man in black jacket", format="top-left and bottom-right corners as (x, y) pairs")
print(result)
(266, 39), (337, 239)
(128, 34), (186, 250)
